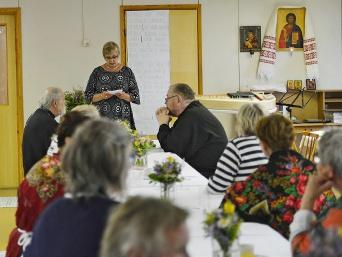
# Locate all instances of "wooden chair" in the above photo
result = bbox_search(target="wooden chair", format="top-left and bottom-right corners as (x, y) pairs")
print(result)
(293, 131), (319, 161)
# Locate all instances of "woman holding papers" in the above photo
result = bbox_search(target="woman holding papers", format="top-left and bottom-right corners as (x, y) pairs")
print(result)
(85, 41), (140, 129)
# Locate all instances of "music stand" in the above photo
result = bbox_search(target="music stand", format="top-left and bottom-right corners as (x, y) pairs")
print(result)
(276, 88), (316, 119)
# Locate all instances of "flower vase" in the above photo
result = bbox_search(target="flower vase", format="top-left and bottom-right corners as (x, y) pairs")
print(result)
(134, 154), (147, 169)
(160, 183), (174, 200)
(211, 238), (233, 257)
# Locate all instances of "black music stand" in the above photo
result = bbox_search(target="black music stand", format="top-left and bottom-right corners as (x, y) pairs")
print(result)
(276, 88), (316, 119)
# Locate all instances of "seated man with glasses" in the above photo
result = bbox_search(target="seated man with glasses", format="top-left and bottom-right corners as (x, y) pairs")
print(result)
(155, 83), (227, 178)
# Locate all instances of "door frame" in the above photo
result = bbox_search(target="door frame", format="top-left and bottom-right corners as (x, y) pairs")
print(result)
(120, 4), (203, 94)
(0, 8), (23, 183)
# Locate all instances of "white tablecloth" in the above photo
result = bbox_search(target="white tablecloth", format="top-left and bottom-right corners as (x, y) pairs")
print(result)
(126, 152), (291, 257)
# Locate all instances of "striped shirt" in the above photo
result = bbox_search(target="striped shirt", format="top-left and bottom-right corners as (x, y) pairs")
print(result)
(208, 136), (268, 194)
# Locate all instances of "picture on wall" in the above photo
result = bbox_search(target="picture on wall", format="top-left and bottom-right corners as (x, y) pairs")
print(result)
(276, 7), (306, 50)
(240, 26), (261, 52)
(306, 79), (316, 90)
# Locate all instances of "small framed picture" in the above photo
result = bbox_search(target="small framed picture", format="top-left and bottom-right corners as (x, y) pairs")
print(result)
(287, 80), (294, 90)
(240, 26), (261, 52)
(306, 79), (316, 90)
(294, 80), (302, 90)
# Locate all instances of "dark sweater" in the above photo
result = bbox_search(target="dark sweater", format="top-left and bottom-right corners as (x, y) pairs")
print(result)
(22, 108), (58, 175)
(24, 196), (118, 257)
(157, 101), (228, 178)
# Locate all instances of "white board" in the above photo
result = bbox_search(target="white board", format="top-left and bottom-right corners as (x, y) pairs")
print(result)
(126, 10), (170, 135)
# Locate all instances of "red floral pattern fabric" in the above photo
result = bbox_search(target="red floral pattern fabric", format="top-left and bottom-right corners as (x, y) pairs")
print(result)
(292, 198), (342, 256)
(5, 153), (65, 257)
(224, 150), (336, 239)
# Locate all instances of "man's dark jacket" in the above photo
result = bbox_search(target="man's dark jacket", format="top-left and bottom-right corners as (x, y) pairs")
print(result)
(22, 108), (58, 175)
(157, 101), (228, 178)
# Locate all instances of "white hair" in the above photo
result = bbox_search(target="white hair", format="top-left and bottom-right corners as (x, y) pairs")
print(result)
(318, 129), (342, 178)
(39, 87), (64, 109)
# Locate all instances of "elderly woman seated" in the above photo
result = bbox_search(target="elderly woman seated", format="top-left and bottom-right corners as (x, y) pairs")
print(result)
(6, 110), (92, 257)
(23, 118), (131, 257)
(208, 103), (268, 194)
(290, 129), (342, 256)
(223, 114), (336, 239)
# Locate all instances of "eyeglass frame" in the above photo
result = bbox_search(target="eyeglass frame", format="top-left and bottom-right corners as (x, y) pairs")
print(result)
(164, 95), (178, 104)
(104, 54), (119, 60)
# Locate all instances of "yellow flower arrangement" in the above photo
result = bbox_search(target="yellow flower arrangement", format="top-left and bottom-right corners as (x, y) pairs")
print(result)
(204, 200), (241, 257)
(118, 120), (156, 158)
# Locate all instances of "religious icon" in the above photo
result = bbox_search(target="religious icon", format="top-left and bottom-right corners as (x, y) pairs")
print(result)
(276, 8), (305, 50)
(287, 80), (294, 90)
(240, 26), (261, 52)
(294, 80), (302, 90)
(306, 79), (316, 90)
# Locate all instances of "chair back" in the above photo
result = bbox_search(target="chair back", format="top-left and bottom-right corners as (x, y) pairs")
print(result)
(294, 131), (319, 161)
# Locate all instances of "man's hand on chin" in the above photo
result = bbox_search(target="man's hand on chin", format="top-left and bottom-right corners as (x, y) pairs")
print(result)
(156, 107), (171, 125)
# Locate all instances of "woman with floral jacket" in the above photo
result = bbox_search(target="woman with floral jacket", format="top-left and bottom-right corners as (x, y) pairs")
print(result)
(224, 114), (336, 239)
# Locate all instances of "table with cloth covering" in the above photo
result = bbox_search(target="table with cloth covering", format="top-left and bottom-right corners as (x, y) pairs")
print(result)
(126, 151), (291, 257)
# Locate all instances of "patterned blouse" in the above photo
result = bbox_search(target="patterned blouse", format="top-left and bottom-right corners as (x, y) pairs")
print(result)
(85, 66), (140, 129)
(224, 149), (336, 239)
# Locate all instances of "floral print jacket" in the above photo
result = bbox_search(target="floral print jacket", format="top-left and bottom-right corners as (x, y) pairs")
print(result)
(224, 149), (336, 239)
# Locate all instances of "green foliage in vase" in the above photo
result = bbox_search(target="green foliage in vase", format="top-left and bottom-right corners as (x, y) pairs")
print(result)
(148, 156), (183, 185)
(118, 120), (156, 157)
(64, 88), (87, 112)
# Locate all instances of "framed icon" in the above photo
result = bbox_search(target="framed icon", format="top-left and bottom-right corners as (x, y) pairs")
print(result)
(276, 8), (306, 51)
(240, 26), (261, 52)
(287, 80), (294, 90)
(306, 79), (316, 90)
(294, 80), (302, 90)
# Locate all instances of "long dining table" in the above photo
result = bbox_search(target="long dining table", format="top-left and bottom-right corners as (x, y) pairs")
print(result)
(126, 151), (292, 257)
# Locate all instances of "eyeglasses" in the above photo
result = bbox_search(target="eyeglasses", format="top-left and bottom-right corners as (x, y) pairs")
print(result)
(105, 55), (119, 60)
(164, 95), (178, 104)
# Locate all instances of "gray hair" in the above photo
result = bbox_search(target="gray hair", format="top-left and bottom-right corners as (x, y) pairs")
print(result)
(71, 104), (100, 118)
(61, 118), (131, 197)
(236, 103), (264, 136)
(39, 87), (64, 109)
(100, 196), (188, 257)
(318, 129), (342, 178)
(170, 83), (195, 100)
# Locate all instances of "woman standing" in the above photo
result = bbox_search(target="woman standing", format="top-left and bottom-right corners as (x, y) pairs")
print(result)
(85, 41), (140, 129)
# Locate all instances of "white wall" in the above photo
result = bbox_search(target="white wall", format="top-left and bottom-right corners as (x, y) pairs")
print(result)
(0, 0), (341, 121)
(239, 0), (342, 91)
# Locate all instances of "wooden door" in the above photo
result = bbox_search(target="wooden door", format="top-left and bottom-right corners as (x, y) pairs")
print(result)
(0, 8), (23, 193)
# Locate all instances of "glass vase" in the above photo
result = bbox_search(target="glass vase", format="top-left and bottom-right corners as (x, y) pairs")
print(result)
(134, 154), (147, 169)
(160, 183), (174, 200)
(211, 238), (233, 257)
